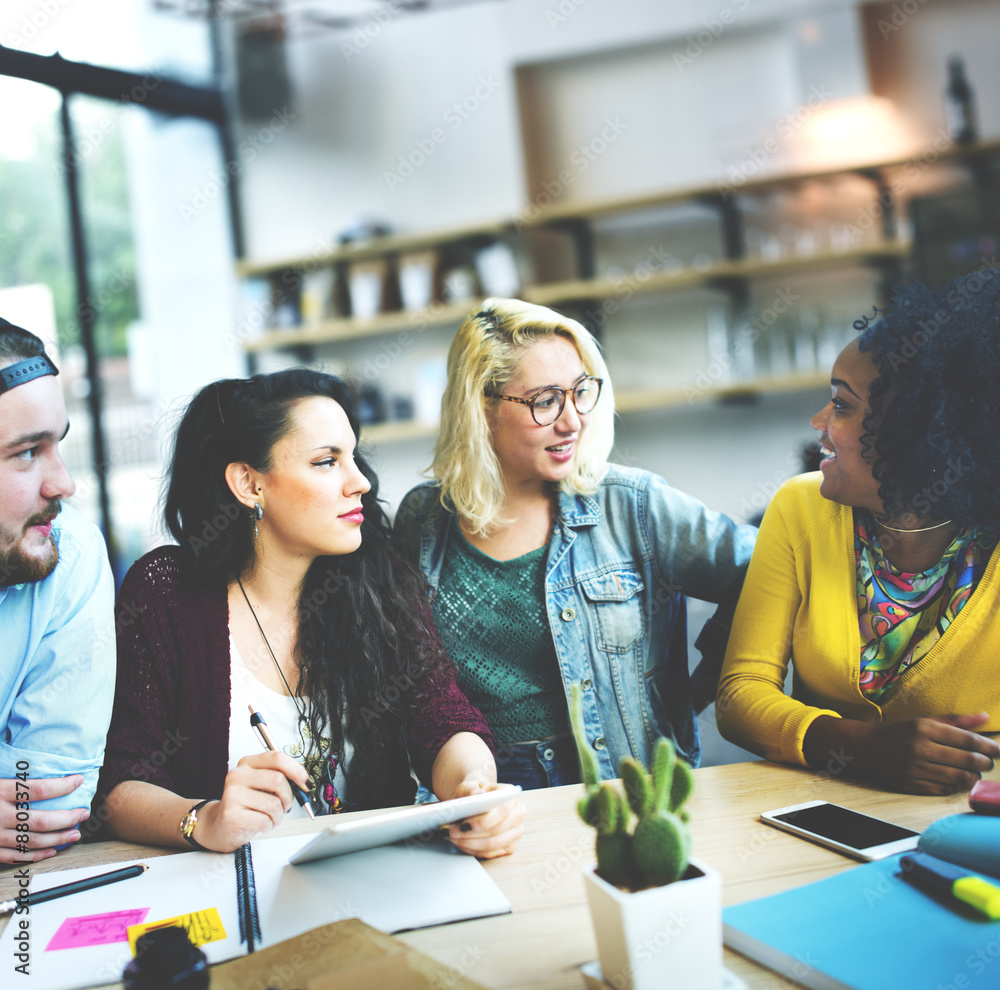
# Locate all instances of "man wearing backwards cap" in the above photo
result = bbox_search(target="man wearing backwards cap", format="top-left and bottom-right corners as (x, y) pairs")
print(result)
(0, 317), (115, 863)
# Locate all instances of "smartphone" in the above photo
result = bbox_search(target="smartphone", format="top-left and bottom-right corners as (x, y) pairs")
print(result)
(760, 800), (921, 861)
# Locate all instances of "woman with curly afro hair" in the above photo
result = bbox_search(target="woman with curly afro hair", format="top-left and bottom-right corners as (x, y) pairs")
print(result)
(717, 271), (1000, 795)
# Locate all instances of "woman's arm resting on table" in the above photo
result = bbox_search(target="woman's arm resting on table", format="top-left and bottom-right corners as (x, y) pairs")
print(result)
(104, 751), (310, 852)
(803, 713), (1000, 796)
(432, 731), (525, 859)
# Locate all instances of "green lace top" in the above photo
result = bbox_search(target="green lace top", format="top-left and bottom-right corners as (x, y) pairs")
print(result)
(431, 530), (569, 744)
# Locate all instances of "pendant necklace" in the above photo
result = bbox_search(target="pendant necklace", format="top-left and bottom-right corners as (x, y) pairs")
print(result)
(237, 579), (304, 714)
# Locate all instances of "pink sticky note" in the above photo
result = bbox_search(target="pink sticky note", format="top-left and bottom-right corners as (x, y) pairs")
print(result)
(46, 908), (150, 951)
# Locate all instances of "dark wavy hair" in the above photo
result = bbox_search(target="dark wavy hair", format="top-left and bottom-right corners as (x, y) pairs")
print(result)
(856, 270), (1000, 529)
(164, 368), (449, 803)
(0, 317), (54, 367)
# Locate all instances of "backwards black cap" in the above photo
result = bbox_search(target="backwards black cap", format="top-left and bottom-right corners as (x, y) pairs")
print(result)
(0, 317), (59, 395)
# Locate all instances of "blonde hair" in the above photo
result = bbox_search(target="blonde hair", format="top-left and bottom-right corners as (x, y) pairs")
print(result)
(431, 297), (614, 534)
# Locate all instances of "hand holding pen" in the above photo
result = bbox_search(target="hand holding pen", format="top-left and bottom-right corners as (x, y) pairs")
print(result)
(185, 726), (314, 853)
(247, 705), (315, 820)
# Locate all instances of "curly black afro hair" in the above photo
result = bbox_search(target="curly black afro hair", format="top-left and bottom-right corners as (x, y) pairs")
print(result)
(855, 269), (1000, 530)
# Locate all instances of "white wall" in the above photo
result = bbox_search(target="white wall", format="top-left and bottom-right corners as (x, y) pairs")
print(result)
(237, 0), (873, 259)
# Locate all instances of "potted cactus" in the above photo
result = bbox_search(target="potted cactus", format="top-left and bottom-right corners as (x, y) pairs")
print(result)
(570, 684), (724, 990)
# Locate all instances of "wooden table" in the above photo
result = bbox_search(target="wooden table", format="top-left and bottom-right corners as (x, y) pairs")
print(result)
(0, 760), (987, 989)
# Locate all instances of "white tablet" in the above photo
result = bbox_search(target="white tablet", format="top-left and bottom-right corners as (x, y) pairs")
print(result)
(288, 786), (522, 865)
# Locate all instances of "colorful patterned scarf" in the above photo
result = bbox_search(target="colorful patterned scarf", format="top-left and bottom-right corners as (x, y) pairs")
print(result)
(855, 513), (994, 702)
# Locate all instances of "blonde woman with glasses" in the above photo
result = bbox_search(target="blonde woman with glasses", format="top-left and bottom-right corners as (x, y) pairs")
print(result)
(394, 298), (755, 788)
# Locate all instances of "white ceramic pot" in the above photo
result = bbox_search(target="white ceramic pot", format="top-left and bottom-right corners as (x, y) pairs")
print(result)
(583, 857), (722, 990)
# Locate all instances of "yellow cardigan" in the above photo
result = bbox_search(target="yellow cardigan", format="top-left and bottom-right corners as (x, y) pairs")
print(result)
(716, 473), (1000, 766)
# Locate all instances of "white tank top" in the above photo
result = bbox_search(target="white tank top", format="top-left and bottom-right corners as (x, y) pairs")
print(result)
(228, 635), (350, 816)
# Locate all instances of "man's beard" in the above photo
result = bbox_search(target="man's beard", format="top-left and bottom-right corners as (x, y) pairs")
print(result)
(0, 506), (61, 586)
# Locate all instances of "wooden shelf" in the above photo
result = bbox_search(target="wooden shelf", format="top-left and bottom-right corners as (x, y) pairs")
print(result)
(243, 300), (474, 352)
(522, 137), (1000, 225)
(358, 373), (831, 444)
(361, 418), (439, 444)
(236, 138), (1000, 351)
(235, 140), (1000, 280)
(615, 372), (829, 414)
(235, 219), (514, 279)
(244, 242), (909, 351)
(524, 242), (910, 306)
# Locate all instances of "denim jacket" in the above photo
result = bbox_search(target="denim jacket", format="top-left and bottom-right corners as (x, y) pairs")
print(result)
(393, 464), (756, 774)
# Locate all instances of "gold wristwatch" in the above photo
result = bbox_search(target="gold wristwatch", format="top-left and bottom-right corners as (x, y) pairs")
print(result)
(179, 799), (212, 849)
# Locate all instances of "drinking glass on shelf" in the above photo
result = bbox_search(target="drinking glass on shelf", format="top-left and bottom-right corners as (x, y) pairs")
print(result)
(442, 265), (478, 304)
(759, 232), (781, 262)
(744, 226), (764, 260)
(348, 261), (387, 321)
(399, 250), (438, 312)
(475, 242), (520, 298)
(705, 306), (732, 385)
(794, 228), (817, 257)
(793, 308), (820, 374)
(815, 309), (843, 369)
(778, 223), (799, 260)
(301, 268), (334, 324)
(766, 318), (794, 377)
(728, 317), (756, 381)
(828, 223), (857, 253)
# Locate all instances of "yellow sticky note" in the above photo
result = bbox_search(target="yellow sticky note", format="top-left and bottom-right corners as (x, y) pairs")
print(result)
(127, 907), (227, 955)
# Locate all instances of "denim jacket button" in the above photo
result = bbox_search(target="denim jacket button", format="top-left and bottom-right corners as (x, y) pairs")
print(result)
(581, 677), (593, 690)
(560, 607), (576, 621)
(593, 736), (606, 751)
(542, 748), (556, 761)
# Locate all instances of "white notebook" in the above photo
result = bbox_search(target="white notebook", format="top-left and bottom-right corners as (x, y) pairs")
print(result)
(0, 833), (510, 990)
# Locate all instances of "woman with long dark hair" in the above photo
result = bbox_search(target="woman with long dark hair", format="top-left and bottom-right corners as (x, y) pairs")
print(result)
(98, 369), (523, 855)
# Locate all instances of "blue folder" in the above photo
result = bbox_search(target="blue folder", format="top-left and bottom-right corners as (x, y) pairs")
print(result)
(724, 851), (1000, 990)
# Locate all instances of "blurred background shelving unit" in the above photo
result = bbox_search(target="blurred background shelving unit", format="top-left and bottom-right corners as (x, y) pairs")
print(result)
(237, 138), (1000, 448)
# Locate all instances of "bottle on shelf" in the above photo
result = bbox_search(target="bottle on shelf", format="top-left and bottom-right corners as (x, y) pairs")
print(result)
(271, 268), (303, 329)
(944, 55), (977, 146)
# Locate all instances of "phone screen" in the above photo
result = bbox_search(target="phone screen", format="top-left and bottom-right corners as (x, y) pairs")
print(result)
(771, 803), (918, 849)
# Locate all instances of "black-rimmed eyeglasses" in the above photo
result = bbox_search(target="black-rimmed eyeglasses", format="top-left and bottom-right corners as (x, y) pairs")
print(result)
(494, 376), (603, 426)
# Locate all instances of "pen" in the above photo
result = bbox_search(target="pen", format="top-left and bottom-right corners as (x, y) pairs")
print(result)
(901, 852), (1000, 920)
(0, 863), (148, 914)
(247, 704), (315, 820)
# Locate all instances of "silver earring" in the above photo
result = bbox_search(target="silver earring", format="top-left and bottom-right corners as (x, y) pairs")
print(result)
(251, 502), (263, 539)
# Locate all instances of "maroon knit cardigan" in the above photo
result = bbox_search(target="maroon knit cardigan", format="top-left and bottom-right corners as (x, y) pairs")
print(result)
(95, 547), (493, 824)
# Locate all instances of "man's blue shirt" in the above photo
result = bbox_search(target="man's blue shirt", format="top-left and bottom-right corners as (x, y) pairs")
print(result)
(0, 503), (115, 811)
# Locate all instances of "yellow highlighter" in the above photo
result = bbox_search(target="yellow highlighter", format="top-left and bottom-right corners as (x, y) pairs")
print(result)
(901, 852), (1000, 920)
